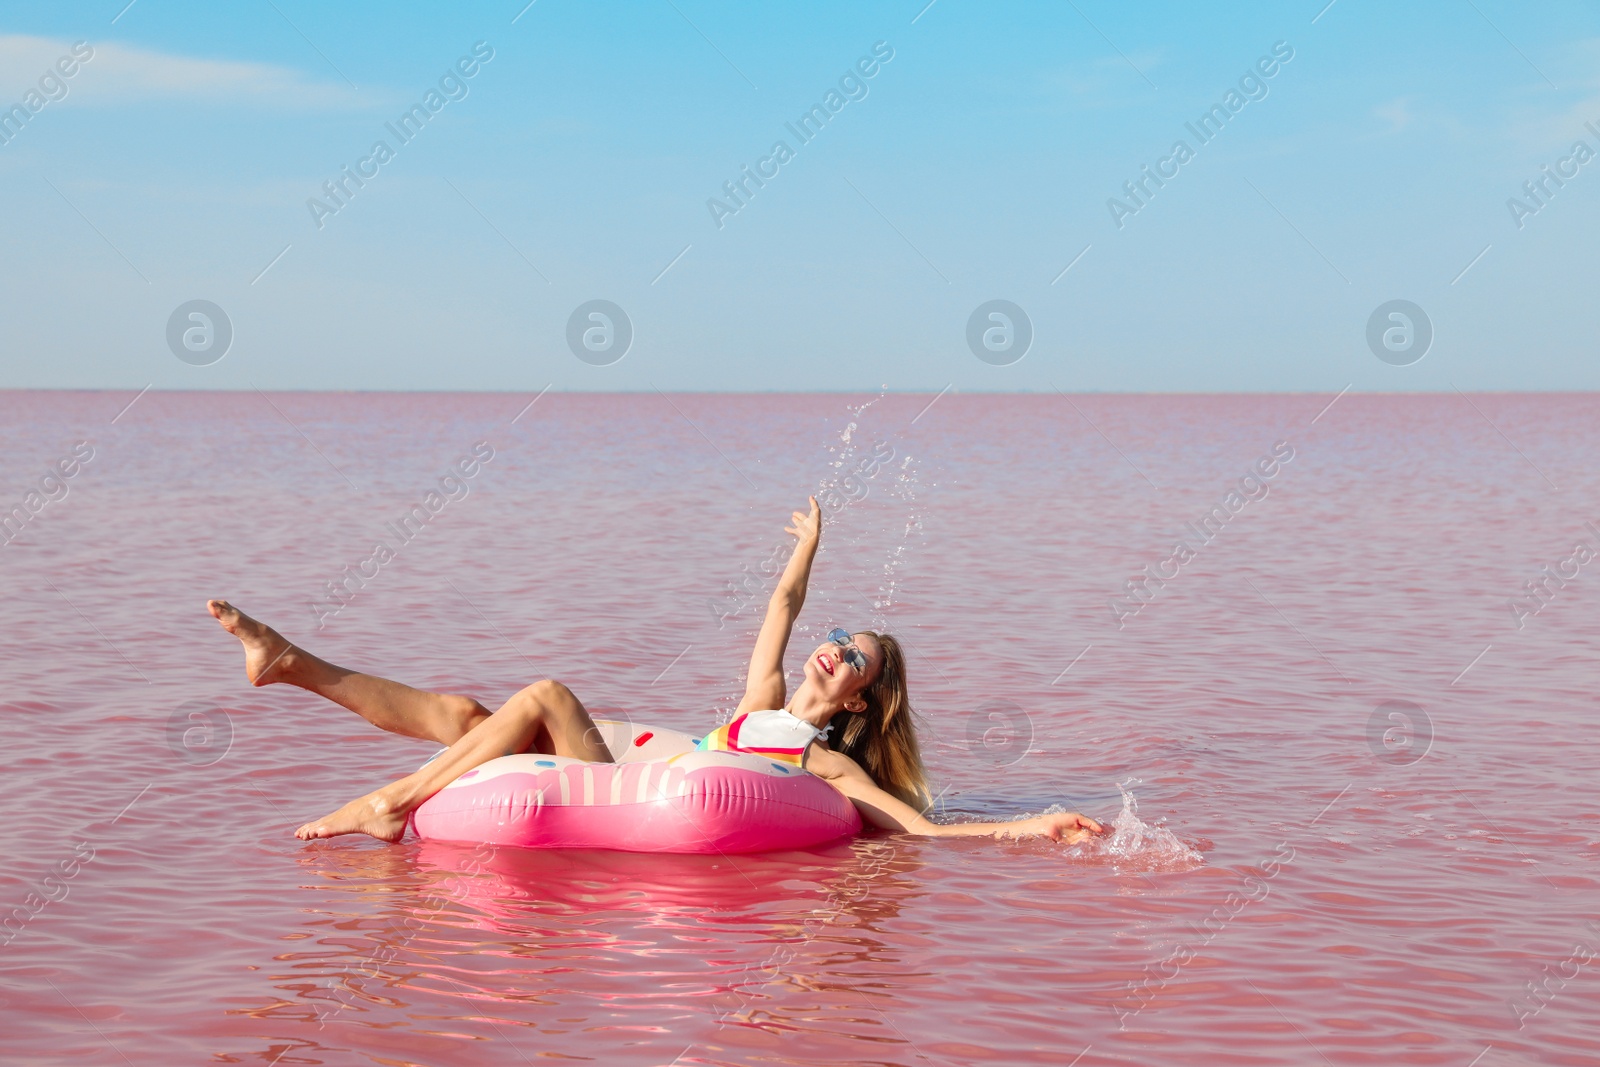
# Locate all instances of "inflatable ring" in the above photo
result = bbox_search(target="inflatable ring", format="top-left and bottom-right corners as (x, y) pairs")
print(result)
(409, 719), (862, 854)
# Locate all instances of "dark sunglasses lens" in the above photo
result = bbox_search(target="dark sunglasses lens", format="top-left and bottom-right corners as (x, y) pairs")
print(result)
(827, 629), (866, 671)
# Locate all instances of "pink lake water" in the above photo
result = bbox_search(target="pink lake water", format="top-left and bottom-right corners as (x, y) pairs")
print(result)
(1, 390), (1597, 1066)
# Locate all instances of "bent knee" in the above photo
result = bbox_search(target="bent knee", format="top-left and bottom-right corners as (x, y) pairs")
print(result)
(513, 679), (575, 708)
(442, 693), (485, 717)
(439, 694), (489, 741)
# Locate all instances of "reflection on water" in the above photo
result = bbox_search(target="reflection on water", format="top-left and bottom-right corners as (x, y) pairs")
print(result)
(227, 836), (927, 1065)
(9, 392), (1600, 1065)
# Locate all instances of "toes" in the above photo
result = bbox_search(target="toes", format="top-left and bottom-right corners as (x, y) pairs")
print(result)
(209, 600), (241, 629)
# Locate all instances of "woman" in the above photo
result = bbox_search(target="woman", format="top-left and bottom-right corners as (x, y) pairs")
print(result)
(208, 497), (1106, 845)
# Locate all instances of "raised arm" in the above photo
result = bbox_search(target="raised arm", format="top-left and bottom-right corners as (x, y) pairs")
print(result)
(737, 497), (821, 714)
(807, 746), (1107, 843)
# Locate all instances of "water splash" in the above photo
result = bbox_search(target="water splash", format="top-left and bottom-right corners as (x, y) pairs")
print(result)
(808, 394), (927, 633)
(1052, 778), (1205, 872)
(868, 455), (923, 627)
(816, 391), (887, 519)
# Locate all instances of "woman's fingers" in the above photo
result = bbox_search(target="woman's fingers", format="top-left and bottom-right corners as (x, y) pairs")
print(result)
(776, 498), (820, 547)
(784, 498), (820, 541)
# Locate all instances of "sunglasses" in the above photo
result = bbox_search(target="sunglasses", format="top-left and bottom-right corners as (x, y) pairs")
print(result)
(826, 628), (869, 674)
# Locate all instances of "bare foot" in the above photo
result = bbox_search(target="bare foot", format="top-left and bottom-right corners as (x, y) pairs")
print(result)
(207, 600), (296, 686)
(294, 790), (411, 842)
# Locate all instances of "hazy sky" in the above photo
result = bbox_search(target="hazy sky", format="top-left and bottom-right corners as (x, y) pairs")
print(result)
(2, 0), (1597, 392)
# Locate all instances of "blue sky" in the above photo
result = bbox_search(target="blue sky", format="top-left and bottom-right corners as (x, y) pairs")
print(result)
(1, 0), (1598, 392)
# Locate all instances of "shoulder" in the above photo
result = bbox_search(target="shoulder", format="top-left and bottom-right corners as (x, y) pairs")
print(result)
(803, 741), (865, 781)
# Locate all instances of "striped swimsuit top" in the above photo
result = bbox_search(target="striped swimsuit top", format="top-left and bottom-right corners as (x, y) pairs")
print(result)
(694, 708), (832, 767)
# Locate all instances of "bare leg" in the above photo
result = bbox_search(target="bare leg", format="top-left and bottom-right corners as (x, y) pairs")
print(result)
(293, 679), (614, 841)
(207, 600), (489, 744)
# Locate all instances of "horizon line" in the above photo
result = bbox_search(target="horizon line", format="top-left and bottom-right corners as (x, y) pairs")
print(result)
(3, 387), (1596, 397)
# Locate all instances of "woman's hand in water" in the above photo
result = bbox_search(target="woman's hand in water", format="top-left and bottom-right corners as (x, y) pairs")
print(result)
(999, 812), (1107, 844)
(785, 496), (821, 546)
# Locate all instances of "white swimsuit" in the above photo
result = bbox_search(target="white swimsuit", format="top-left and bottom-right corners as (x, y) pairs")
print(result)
(694, 708), (833, 766)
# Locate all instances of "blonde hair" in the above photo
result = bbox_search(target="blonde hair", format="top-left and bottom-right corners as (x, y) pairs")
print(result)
(830, 632), (931, 810)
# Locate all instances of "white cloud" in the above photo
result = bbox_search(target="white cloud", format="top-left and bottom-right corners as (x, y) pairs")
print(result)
(1499, 37), (1600, 154)
(0, 34), (366, 109)
(1040, 50), (1165, 110)
(1373, 97), (1413, 133)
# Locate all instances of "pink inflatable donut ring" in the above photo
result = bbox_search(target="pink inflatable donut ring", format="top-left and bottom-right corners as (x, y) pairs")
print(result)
(409, 719), (862, 854)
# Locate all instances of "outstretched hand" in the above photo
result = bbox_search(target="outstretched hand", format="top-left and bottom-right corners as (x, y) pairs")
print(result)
(1000, 811), (1108, 844)
(785, 496), (821, 545)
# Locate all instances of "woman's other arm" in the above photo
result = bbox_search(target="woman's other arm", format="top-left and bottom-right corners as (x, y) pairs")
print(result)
(736, 497), (821, 714)
(807, 746), (1106, 842)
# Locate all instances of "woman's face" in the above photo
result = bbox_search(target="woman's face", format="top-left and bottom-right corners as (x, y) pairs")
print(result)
(803, 631), (884, 711)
